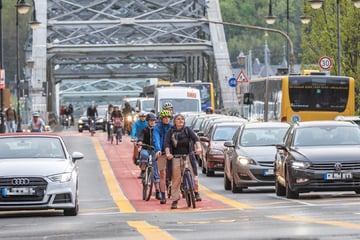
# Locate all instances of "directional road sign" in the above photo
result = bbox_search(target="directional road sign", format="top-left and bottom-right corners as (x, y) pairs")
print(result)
(228, 77), (237, 88)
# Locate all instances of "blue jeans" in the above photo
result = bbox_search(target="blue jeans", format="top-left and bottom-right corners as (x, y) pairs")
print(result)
(6, 120), (16, 133)
(139, 149), (160, 183)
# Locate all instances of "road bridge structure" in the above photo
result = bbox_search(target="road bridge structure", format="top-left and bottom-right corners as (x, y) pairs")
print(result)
(28, 0), (235, 118)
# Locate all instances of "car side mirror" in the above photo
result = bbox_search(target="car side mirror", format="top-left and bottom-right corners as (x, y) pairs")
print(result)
(224, 141), (235, 148)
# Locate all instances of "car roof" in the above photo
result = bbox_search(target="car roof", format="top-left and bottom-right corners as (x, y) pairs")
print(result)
(293, 120), (358, 128)
(244, 121), (290, 129)
(0, 132), (62, 138)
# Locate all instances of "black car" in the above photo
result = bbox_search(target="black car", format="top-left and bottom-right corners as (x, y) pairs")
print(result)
(77, 105), (107, 132)
(274, 120), (360, 199)
(223, 122), (290, 193)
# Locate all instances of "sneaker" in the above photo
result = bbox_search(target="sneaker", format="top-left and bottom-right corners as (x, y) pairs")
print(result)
(195, 192), (202, 202)
(155, 191), (161, 200)
(160, 197), (166, 204)
(171, 200), (178, 209)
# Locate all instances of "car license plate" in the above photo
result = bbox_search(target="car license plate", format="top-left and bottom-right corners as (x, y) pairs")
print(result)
(2, 187), (36, 196)
(264, 169), (274, 176)
(324, 172), (353, 180)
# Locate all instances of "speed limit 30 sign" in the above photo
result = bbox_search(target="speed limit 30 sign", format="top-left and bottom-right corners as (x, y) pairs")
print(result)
(318, 56), (333, 70)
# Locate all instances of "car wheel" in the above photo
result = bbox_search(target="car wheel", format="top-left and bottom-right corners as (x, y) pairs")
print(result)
(206, 169), (215, 177)
(64, 195), (79, 216)
(224, 171), (231, 190)
(285, 173), (299, 199)
(275, 178), (286, 196)
(231, 168), (242, 193)
(78, 129), (83, 133)
(202, 164), (206, 174)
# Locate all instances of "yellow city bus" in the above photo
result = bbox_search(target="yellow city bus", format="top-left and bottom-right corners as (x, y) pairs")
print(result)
(143, 80), (215, 112)
(244, 73), (355, 123)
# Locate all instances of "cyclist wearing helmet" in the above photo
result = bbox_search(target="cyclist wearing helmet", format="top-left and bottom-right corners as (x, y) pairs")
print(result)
(131, 111), (148, 177)
(153, 109), (173, 204)
(137, 112), (161, 199)
(162, 102), (173, 111)
(205, 106), (213, 114)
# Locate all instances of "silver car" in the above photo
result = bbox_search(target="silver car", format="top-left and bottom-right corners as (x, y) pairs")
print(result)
(0, 134), (83, 216)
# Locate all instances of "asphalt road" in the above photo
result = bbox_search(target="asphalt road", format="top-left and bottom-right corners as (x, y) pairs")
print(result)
(1, 128), (360, 240)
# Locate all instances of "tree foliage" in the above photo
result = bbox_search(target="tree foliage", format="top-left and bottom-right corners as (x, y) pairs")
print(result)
(220, 0), (360, 112)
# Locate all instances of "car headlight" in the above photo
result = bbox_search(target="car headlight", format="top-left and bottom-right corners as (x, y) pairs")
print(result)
(209, 149), (223, 155)
(78, 119), (83, 124)
(48, 172), (72, 183)
(291, 161), (311, 169)
(97, 118), (104, 123)
(237, 157), (255, 166)
(127, 115), (132, 121)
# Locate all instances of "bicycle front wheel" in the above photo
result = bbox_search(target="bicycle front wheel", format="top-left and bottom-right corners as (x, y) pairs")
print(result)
(143, 167), (154, 201)
(184, 171), (196, 208)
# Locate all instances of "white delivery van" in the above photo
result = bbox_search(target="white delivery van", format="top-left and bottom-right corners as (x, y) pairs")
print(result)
(154, 87), (201, 114)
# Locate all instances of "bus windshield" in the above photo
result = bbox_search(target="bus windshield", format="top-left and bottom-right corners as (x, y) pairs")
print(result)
(159, 99), (200, 113)
(289, 76), (349, 112)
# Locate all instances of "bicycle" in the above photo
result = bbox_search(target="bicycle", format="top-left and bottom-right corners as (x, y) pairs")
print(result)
(174, 154), (196, 208)
(110, 118), (122, 144)
(137, 143), (155, 201)
(89, 117), (96, 136)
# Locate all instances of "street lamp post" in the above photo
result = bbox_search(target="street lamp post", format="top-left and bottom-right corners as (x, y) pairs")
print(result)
(309, 0), (360, 76)
(15, 0), (40, 132)
(0, 0), (4, 133)
(265, 0), (311, 71)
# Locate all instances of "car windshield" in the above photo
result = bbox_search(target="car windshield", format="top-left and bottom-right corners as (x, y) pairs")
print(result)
(0, 137), (66, 159)
(240, 127), (288, 147)
(294, 126), (360, 146)
(142, 99), (154, 112)
(212, 126), (239, 141)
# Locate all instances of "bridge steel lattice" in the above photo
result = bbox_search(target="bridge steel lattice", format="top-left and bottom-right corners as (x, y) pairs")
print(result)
(30, 0), (235, 117)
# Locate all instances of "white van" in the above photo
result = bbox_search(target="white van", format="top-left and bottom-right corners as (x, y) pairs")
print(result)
(154, 87), (201, 114)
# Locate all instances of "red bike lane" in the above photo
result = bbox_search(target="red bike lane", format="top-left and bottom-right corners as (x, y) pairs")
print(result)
(96, 132), (231, 212)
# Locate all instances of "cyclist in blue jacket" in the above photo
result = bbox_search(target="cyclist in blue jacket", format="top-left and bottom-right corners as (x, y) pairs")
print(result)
(131, 111), (148, 177)
(137, 112), (161, 200)
(153, 109), (173, 204)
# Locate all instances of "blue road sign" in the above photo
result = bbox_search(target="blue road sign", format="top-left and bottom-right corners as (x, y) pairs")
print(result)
(228, 77), (237, 88)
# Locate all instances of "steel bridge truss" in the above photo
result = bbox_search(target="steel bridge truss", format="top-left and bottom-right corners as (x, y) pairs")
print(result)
(47, 0), (214, 83)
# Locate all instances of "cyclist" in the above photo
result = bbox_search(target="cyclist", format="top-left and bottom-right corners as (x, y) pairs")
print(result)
(87, 103), (98, 133)
(27, 112), (46, 132)
(130, 111), (148, 177)
(164, 113), (202, 209)
(162, 102), (174, 115)
(137, 112), (161, 200)
(153, 109), (173, 204)
(111, 106), (123, 143)
(105, 104), (114, 141)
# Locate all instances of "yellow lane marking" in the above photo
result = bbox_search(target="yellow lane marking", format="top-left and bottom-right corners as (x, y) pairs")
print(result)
(199, 185), (252, 209)
(92, 138), (136, 213)
(270, 215), (360, 229)
(128, 221), (175, 240)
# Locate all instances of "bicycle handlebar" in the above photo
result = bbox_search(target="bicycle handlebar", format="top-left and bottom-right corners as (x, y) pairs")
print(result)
(136, 143), (155, 150)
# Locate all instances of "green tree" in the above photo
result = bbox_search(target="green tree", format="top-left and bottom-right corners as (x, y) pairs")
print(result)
(220, 0), (303, 67)
(300, 1), (360, 112)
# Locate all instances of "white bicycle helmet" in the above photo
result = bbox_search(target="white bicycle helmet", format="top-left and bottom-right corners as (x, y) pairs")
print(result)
(162, 102), (173, 110)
